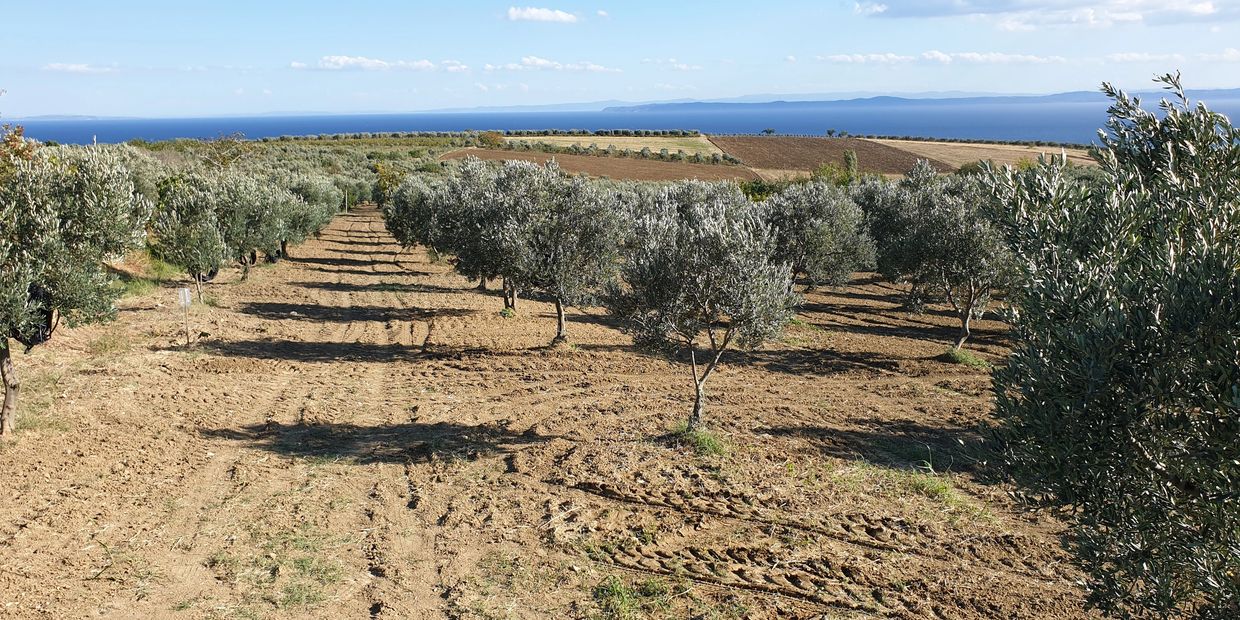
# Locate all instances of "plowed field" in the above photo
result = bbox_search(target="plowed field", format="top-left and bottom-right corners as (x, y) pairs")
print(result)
(709, 136), (954, 175)
(0, 206), (1095, 619)
(441, 148), (760, 182)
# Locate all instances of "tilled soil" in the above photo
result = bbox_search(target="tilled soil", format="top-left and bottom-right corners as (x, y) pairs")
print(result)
(0, 206), (1095, 619)
(441, 148), (761, 182)
(708, 137), (954, 175)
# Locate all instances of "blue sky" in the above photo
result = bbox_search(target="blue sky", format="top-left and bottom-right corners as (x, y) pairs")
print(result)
(2, 1), (1238, 117)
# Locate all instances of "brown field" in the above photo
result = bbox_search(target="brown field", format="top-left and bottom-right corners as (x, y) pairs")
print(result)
(0, 206), (1096, 619)
(709, 136), (954, 175)
(502, 134), (723, 157)
(871, 139), (1097, 168)
(441, 147), (760, 182)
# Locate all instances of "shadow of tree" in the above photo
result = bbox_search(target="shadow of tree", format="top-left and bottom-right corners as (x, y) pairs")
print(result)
(290, 280), (496, 296)
(201, 420), (555, 464)
(237, 301), (474, 324)
(287, 255), (384, 268)
(762, 418), (999, 477)
(200, 339), (420, 362)
(800, 307), (1009, 349)
(300, 266), (413, 278)
(734, 347), (907, 377)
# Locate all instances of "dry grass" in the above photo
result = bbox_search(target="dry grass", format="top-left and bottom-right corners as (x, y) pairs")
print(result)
(503, 135), (722, 156)
(871, 138), (1096, 168)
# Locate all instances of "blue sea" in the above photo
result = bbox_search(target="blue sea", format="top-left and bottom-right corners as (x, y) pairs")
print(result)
(14, 96), (1240, 145)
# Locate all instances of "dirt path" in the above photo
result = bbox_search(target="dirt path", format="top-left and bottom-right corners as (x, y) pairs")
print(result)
(0, 206), (1095, 619)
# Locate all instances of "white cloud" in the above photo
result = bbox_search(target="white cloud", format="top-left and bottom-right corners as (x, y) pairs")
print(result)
(485, 55), (621, 72)
(507, 6), (578, 22)
(441, 60), (470, 73)
(1106, 52), (1187, 62)
(817, 50), (1063, 64)
(786, 55), (797, 63)
(853, 2), (888, 16)
(1200, 47), (1240, 61)
(818, 53), (915, 64)
(475, 82), (490, 92)
(643, 57), (702, 71)
(597, 9), (609, 18)
(854, 1), (1238, 29)
(923, 50), (1067, 63)
(42, 63), (116, 74)
(296, 56), (437, 71)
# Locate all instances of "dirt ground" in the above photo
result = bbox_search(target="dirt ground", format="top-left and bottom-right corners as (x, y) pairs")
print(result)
(501, 136), (723, 157)
(869, 139), (1096, 169)
(0, 206), (1095, 619)
(707, 137), (953, 175)
(441, 148), (760, 182)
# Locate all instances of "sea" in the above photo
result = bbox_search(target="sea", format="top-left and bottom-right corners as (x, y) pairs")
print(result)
(13, 96), (1240, 146)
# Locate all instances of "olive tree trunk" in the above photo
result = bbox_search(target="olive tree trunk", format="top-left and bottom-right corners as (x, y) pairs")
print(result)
(954, 309), (973, 350)
(945, 278), (981, 350)
(684, 329), (733, 432)
(552, 298), (568, 344)
(0, 342), (18, 438)
(502, 278), (518, 311)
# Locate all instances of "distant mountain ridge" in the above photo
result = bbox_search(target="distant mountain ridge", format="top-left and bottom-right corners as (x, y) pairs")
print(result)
(603, 88), (1240, 113)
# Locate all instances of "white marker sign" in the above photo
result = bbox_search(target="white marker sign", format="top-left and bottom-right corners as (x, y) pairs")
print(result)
(178, 288), (193, 345)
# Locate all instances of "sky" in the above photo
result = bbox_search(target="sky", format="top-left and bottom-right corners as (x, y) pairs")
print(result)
(1, 0), (1239, 118)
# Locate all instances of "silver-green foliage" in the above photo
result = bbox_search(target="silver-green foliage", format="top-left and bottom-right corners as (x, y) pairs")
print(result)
(152, 174), (227, 281)
(211, 171), (303, 268)
(763, 180), (875, 289)
(1, 148), (151, 434)
(277, 173), (343, 245)
(2, 148), (152, 334)
(606, 181), (797, 430)
(500, 162), (624, 342)
(855, 162), (1012, 348)
(989, 74), (1239, 618)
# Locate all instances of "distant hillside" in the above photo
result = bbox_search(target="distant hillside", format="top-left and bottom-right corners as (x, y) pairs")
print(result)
(604, 89), (1240, 113)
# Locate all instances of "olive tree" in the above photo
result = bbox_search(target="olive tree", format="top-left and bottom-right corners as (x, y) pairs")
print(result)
(435, 158), (509, 298)
(277, 173), (342, 258)
(855, 163), (1011, 349)
(606, 181), (797, 431)
(503, 164), (624, 344)
(988, 74), (1240, 618)
(763, 180), (874, 291)
(385, 175), (443, 250)
(0, 149), (151, 436)
(151, 175), (227, 299)
(212, 172), (302, 278)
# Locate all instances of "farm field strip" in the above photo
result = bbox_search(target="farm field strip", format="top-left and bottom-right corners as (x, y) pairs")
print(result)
(441, 147), (760, 182)
(0, 207), (1094, 619)
(708, 136), (954, 175)
(869, 139), (1096, 168)
(501, 135), (724, 156)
